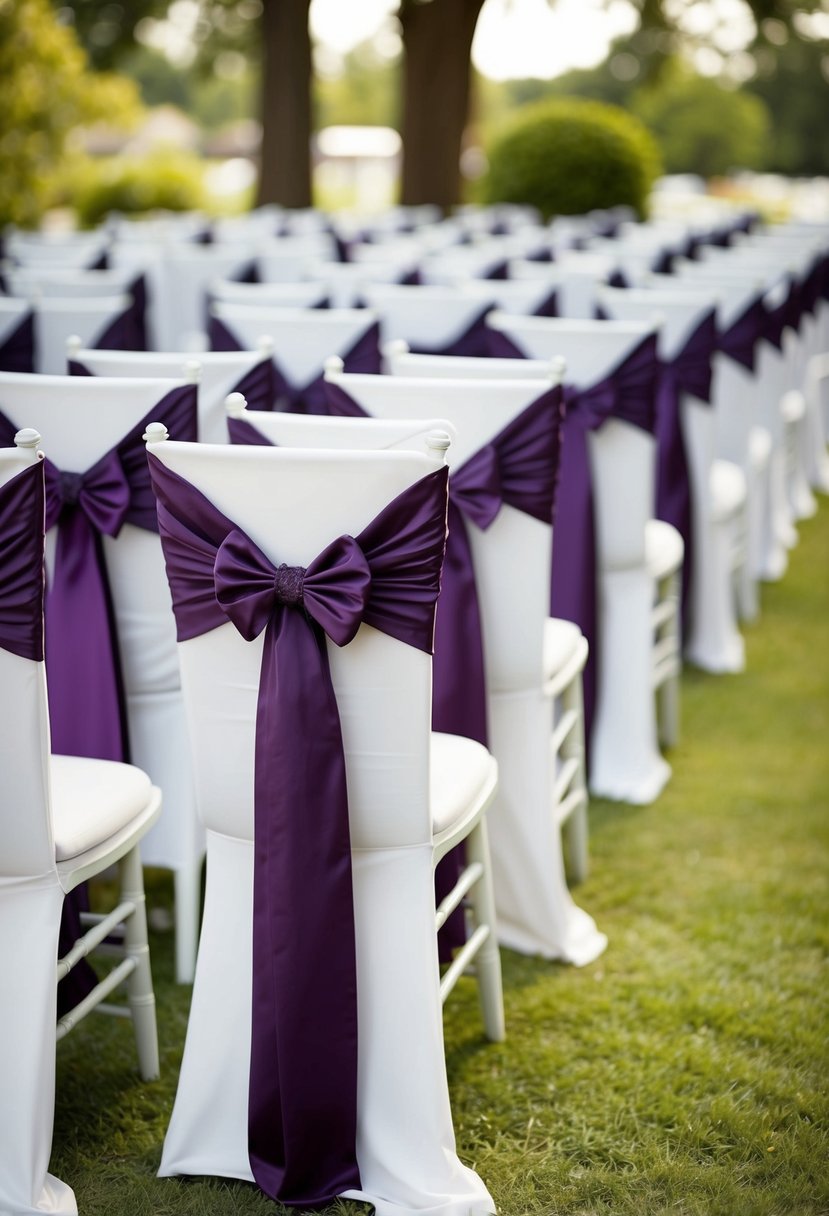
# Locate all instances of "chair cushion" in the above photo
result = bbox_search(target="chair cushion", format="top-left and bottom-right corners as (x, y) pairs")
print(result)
(430, 732), (495, 836)
(645, 518), (684, 581)
(50, 754), (154, 861)
(542, 617), (584, 681)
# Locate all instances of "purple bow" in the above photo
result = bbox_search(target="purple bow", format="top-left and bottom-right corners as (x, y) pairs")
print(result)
(0, 386), (197, 762)
(0, 460), (45, 662)
(208, 315), (382, 414)
(94, 276), (148, 351)
(655, 309), (717, 629)
(148, 452), (448, 1208)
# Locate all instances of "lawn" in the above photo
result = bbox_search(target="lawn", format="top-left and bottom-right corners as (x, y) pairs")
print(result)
(53, 495), (829, 1216)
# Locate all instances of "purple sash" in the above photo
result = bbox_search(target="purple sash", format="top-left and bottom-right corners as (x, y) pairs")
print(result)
(148, 452), (448, 1207)
(0, 387), (197, 761)
(655, 309), (717, 626)
(488, 328), (659, 747)
(322, 379), (564, 747)
(534, 289), (559, 318)
(0, 310), (35, 374)
(717, 295), (766, 373)
(94, 276), (147, 352)
(208, 315), (382, 413)
(0, 460), (45, 662)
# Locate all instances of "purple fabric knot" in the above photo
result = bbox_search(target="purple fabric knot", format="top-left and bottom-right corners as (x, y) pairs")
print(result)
(58, 470), (84, 506)
(273, 562), (305, 606)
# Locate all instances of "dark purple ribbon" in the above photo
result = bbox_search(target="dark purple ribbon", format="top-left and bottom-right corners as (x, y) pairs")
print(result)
(534, 289), (559, 318)
(655, 309), (717, 628)
(94, 276), (148, 352)
(0, 386), (197, 761)
(487, 328), (659, 748)
(717, 295), (766, 373)
(208, 315), (382, 413)
(0, 460), (45, 662)
(0, 310), (35, 374)
(148, 452), (448, 1208)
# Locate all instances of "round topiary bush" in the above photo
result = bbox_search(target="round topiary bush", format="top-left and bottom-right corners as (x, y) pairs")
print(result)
(482, 98), (662, 220)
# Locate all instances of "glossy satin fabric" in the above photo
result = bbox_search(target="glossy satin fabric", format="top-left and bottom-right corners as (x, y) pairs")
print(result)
(0, 461), (44, 662)
(717, 296), (766, 373)
(0, 311), (35, 374)
(148, 453), (449, 1209)
(0, 387), (197, 763)
(94, 276), (147, 352)
(208, 315), (382, 413)
(321, 379), (565, 746)
(487, 328), (659, 743)
(655, 310), (717, 627)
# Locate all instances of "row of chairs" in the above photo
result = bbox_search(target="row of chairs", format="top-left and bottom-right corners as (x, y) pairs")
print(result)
(1, 201), (827, 1215)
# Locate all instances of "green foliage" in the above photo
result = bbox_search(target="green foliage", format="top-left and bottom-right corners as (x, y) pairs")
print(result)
(482, 98), (661, 220)
(633, 66), (771, 178)
(68, 151), (205, 228)
(0, 0), (141, 228)
(747, 32), (829, 176)
(315, 39), (400, 132)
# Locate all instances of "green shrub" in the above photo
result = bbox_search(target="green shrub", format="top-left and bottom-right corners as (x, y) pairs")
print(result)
(69, 151), (205, 228)
(482, 98), (661, 220)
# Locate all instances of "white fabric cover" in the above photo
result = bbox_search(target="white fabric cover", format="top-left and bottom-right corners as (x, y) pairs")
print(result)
(67, 346), (269, 443)
(430, 733), (497, 836)
(361, 285), (491, 350)
(152, 439), (494, 1214)
(33, 295), (131, 375)
(482, 315), (670, 803)
(0, 297), (33, 347)
(315, 374), (606, 958)
(0, 372), (205, 982)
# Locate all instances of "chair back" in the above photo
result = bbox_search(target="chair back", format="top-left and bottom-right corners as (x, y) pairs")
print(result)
(34, 295), (132, 374)
(384, 344), (557, 381)
(209, 280), (328, 310)
(361, 284), (490, 352)
(0, 434), (53, 880)
(209, 303), (379, 388)
(6, 267), (138, 300)
(486, 313), (658, 569)
(323, 368), (560, 691)
(147, 436), (445, 851)
(66, 344), (271, 443)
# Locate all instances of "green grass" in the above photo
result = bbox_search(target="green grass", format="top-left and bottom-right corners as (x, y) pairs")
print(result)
(53, 497), (829, 1216)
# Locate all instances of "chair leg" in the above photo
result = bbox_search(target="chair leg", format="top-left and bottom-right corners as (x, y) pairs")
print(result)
(464, 818), (505, 1043)
(656, 571), (681, 750)
(120, 847), (160, 1082)
(173, 861), (203, 985)
(560, 671), (589, 884)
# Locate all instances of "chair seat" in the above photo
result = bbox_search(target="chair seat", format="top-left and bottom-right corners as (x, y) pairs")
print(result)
(51, 754), (154, 861)
(645, 518), (684, 580)
(430, 731), (496, 836)
(543, 616), (585, 681)
(710, 458), (747, 522)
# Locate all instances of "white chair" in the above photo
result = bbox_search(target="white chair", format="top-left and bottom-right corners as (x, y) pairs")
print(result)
(66, 338), (275, 444)
(0, 430), (160, 1216)
(485, 313), (676, 804)
(231, 386), (606, 963)
(5, 229), (110, 270)
(509, 253), (618, 317)
(596, 286), (748, 674)
(0, 371), (204, 984)
(207, 278), (329, 311)
(360, 284), (493, 356)
(146, 425), (501, 1215)
(150, 244), (256, 351)
(29, 294), (135, 374)
(208, 302), (380, 412)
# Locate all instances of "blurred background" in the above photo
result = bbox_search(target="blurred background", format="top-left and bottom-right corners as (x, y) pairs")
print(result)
(2, 0), (828, 230)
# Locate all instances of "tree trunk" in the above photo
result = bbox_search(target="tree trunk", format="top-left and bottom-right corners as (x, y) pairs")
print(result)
(256, 0), (312, 208)
(399, 0), (486, 209)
